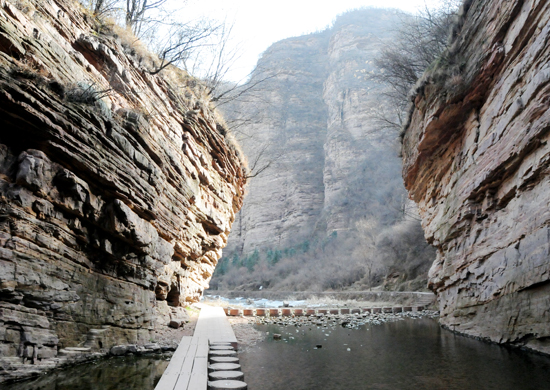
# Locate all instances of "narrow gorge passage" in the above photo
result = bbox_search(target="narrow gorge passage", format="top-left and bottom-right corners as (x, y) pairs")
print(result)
(1, 0), (550, 388)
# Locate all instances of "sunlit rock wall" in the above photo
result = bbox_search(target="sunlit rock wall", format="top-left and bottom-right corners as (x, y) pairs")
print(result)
(0, 0), (246, 381)
(402, 0), (550, 354)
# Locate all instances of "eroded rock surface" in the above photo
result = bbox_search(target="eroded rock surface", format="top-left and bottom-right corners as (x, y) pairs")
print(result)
(402, 0), (550, 354)
(0, 0), (246, 381)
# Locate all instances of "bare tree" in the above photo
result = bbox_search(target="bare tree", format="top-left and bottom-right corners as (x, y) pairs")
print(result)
(370, 0), (461, 131)
(80, 0), (119, 17)
(123, 0), (170, 35)
(244, 142), (286, 179)
(149, 20), (221, 75)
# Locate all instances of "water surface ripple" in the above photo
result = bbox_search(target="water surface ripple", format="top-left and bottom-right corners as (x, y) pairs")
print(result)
(239, 318), (550, 390)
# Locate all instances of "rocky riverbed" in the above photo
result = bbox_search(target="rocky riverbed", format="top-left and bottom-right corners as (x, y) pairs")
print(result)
(256, 310), (440, 330)
(228, 310), (440, 349)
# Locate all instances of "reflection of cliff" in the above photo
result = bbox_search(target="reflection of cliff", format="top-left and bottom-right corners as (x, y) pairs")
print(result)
(402, 0), (550, 354)
(216, 9), (436, 291)
(0, 0), (245, 381)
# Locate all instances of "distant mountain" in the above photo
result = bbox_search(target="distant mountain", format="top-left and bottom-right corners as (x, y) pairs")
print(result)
(213, 8), (435, 292)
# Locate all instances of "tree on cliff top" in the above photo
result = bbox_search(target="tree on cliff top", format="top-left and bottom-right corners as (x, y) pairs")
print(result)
(370, 0), (462, 131)
(83, 0), (175, 34)
(80, 0), (275, 104)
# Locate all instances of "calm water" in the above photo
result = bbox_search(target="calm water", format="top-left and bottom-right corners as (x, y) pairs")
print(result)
(240, 319), (550, 390)
(3, 355), (169, 390)
(5, 320), (550, 389)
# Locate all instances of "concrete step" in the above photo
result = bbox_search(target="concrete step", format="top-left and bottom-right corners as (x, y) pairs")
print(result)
(208, 380), (248, 389)
(209, 363), (241, 372)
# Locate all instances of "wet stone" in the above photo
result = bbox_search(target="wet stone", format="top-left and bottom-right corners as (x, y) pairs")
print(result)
(209, 371), (245, 381)
(209, 356), (240, 364)
(208, 379), (248, 390)
(209, 350), (237, 357)
(209, 363), (241, 372)
(210, 345), (235, 350)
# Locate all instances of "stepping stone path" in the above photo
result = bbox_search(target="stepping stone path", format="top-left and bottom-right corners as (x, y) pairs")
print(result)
(208, 363), (241, 372)
(209, 350), (237, 357)
(208, 344), (247, 390)
(210, 356), (239, 364)
(209, 371), (245, 381)
(155, 305), (247, 389)
(208, 380), (248, 390)
(210, 345), (235, 350)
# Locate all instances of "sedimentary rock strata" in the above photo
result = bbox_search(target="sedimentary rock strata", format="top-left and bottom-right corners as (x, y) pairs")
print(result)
(223, 10), (405, 250)
(0, 0), (246, 381)
(402, 0), (550, 354)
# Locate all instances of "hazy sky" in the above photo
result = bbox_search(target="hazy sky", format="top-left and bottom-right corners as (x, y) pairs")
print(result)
(179, 0), (444, 82)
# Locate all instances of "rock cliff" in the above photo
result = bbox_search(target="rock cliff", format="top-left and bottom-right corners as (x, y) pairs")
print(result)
(216, 9), (435, 291)
(0, 0), (246, 381)
(225, 30), (330, 252)
(402, 0), (550, 354)
(225, 11), (398, 253)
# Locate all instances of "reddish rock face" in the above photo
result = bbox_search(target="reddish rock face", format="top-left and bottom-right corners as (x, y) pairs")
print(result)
(0, 0), (246, 381)
(402, 0), (550, 354)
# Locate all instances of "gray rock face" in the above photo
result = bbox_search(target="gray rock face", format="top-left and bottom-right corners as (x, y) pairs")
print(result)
(223, 10), (402, 252)
(214, 9), (435, 292)
(402, 0), (550, 354)
(0, 0), (246, 382)
(226, 31), (330, 253)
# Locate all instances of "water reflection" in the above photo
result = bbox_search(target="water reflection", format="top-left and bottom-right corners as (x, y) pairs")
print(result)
(240, 319), (550, 390)
(3, 355), (169, 390)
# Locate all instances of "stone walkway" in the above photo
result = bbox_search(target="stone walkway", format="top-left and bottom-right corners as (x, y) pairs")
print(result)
(155, 305), (246, 390)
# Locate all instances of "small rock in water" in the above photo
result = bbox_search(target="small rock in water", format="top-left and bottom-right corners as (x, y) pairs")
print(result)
(273, 334), (282, 340)
(316, 344), (322, 348)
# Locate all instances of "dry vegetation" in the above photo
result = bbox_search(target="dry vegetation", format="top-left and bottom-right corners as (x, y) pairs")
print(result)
(368, 0), (463, 134)
(209, 4), (467, 294)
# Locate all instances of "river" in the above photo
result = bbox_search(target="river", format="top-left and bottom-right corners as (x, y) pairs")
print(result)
(5, 318), (550, 389)
(239, 318), (550, 390)
(2, 355), (169, 390)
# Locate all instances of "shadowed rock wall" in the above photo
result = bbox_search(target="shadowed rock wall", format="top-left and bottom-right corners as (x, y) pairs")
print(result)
(0, 0), (246, 381)
(402, 0), (550, 354)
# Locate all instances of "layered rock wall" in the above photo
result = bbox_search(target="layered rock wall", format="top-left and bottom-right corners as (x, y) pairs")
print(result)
(402, 0), (550, 354)
(0, 0), (245, 381)
(225, 32), (330, 252)
(224, 9), (402, 254)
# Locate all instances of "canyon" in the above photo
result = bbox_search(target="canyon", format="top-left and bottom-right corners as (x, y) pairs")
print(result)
(1, 0), (550, 385)
(402, 0), (550, 354)
(215, 9), (435, 292)
(0, 0), (246, 381)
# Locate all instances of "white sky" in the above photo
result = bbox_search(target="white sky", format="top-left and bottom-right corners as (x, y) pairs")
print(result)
(178, 0), (444, 82)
